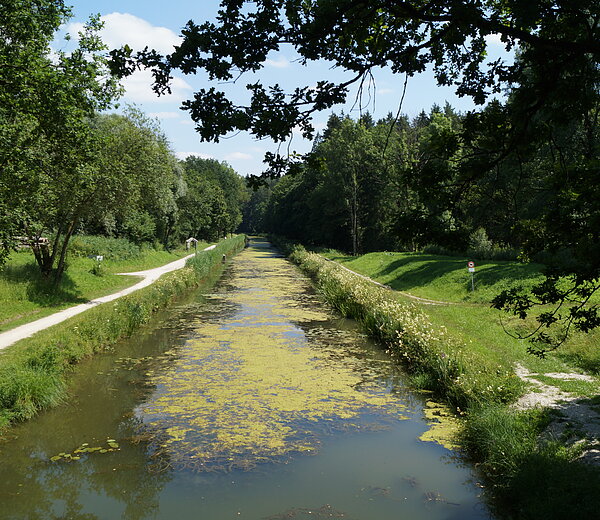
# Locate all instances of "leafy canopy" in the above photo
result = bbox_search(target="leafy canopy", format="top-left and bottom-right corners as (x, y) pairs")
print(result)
(108, 0), (600, 350)
(110, 1), (600, 154)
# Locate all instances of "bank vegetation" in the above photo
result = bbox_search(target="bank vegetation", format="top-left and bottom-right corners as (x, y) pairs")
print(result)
(273, 237), (600, 519)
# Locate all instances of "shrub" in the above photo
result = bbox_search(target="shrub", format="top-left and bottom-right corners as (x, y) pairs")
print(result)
(467, 228), (520, 261)
(68, 235), (142, 261)
(422, 243), (460, 256)
(422, 232), (520, 262)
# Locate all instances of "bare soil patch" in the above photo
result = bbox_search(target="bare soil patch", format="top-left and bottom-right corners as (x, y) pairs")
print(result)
(514, 363), (600, 465)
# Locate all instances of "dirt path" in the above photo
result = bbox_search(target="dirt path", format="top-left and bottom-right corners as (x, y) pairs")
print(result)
(514, 364), (600, 465)
(0, 246), (216, 351)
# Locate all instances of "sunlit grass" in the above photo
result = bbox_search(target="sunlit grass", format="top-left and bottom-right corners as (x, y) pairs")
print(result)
(0, 244), (203, 333)
(321, 250), (600, 376)
(321, 250), (545, 303)
(284, 244), (526, 410)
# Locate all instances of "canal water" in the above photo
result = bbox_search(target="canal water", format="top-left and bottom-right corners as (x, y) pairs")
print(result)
(0, 239), (491, 520)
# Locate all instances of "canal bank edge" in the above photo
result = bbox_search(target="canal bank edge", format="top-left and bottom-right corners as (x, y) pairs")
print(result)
(270, 235), (600, 520)
(0, 235), (246, 433)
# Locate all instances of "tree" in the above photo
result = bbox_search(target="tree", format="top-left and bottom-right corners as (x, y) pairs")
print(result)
(1, 3), (121, 282)
(110, 0), (600, 155)
(182, 157), (247, 236)
(310, 117), (384, 255)
(239, 183), (272, 234)
(81, 109), (183, 248)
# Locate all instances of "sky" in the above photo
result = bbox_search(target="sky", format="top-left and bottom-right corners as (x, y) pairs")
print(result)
(55, 1), (512, 177)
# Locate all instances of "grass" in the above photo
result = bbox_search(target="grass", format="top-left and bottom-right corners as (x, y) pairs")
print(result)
(321, 250), (545, 303)
(0, 243), (205, 333)
(283, 242), (525, 410)
(0, 235), (246, 432)
(460, 405), (600, 519)
(321, 249), (600, 376)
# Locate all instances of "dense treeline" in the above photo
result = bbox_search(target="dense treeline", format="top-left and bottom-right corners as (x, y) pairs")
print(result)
(78, 113), (247, 250)
(247, 98), (598, 268)
(0, 1), (247, 283)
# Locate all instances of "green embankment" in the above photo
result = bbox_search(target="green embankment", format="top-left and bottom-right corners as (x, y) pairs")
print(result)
(272, 238), (600, 519)
(0, 243), (202, 333)
(323, 250), (600, 378)
(0, 235), (246, 432)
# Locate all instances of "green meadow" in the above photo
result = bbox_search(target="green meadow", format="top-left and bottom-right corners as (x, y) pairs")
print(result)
(321, 250), (600, 378)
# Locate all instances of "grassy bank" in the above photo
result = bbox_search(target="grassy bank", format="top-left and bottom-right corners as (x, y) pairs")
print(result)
(272, 237), (600, 519)
(321, 249), (600, 381)
(321, 250), (545, 304)
(0, 238), (204, 333)
(0, 235), (246, 432)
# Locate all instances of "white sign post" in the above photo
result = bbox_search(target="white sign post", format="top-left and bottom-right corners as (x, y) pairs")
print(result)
(468, 261), (475, 291)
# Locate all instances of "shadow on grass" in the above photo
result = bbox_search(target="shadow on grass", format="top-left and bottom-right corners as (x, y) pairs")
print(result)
(2, 261), (85, 307)
(556, 351), (600, 375)
(496, 451), (600, 519)
(374, 256), (465, 289)
(371, 256), (540, 296)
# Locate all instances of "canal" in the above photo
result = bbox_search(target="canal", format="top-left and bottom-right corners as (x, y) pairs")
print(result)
(0, 238), (491, 519)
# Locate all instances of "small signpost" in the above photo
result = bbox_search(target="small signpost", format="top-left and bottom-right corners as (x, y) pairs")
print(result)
(186, 237), (199, 255)
(468, 261), (475, 291)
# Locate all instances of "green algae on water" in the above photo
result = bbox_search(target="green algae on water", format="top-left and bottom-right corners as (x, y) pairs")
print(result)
(418, 401), (461, 450)
(137, 245), (407, 471)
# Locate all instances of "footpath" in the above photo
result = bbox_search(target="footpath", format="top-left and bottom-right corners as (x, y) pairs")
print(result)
(0, 245), (217, 351)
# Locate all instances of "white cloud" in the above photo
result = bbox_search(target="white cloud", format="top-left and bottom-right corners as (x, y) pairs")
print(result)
(485, 33), (505, 46)
(377, 88), (394, 95)
(121, 69), (192, 104)
(175, 152), (214, 160)
(265, 54), (290, 68)
(226, 152), (253, 161)
(66, 13), (181, 55)
(65, 14), (190, 105)
(148, 111), (182, 120)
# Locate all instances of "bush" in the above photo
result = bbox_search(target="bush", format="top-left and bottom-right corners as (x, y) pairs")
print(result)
(68, 235), (142, 261)
(422, 243), (460, 256)
(422, 231), (520, 262)
(467, 228), (520, 261)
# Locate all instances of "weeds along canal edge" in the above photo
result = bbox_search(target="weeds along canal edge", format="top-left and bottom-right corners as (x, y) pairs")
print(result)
(269, 235), (600, 520)
(0, 235), (246, 433)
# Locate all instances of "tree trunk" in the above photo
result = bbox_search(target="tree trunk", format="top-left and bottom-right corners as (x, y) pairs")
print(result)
(53, 216), (79, 285)
(349, 169), (360, 256)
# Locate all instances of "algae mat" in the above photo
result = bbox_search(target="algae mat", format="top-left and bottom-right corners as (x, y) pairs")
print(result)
(137, 241), (408, 471)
